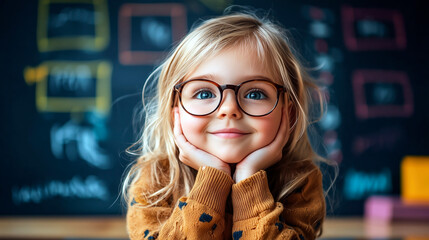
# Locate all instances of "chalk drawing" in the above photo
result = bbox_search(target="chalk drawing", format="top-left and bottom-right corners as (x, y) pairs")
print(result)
(51, 120), (110, 169)
(140, 17), (172, 49)
(310, 21), (331, 38)
(118, 3), (187, 65)
(323, 130), (343, 163)
(352, 70), (413, 119)
(49, 7), (96, 28)
(37, 0), (109, 52)
(303, 5), (343, 165)
(11, 175), (109, 205)
(341, 6), (406, 51)
(352, 126), (402, 155)
(24, 61), (111, 114)
(319, 104), (341, 131)
(356, 19), (387, 38)
(50, 64), (93, 95)
(343, 168), (392, 200)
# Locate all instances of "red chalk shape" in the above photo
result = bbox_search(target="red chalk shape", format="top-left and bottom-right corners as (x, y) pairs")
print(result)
(342, 6), (406, 51)
(118, 4), (187, 65)
(352, 70), (413, 119)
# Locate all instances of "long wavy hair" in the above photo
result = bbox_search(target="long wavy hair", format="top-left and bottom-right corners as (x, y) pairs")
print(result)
(122, 10), (336, 212)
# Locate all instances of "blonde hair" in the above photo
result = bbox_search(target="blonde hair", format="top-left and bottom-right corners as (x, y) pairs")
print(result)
(123, 10), (336, 210)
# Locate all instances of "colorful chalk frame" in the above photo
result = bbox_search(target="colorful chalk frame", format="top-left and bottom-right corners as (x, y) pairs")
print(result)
(118, 3), (187, 65)
(341, 6), (406, 51)
(37, 0), (110, 52)
(25, 61), (111, 114)
(352, 69), (413, 119)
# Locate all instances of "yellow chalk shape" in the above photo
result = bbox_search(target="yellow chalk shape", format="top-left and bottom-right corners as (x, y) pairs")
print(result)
(24, 66), (49, 84)
(401, 156), (429, 203)
(37, 0), (109, 52)
(26, 60), (111, 114)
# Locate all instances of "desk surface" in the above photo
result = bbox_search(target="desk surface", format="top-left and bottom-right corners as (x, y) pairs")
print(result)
(0, 217), (428, 239)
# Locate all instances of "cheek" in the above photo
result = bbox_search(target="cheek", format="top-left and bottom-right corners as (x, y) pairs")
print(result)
(254, 110), (283, 144)
(179, 110), (208, 144)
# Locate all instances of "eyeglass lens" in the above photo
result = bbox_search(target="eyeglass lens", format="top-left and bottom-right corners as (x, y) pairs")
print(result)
(179, 80), (279, 116)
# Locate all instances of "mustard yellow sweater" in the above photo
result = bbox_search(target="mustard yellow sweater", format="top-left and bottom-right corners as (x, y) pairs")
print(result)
(127, 164), (325, 240)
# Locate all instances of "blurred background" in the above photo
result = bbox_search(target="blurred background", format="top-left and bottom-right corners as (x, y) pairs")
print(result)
(1, 0), (428, 220)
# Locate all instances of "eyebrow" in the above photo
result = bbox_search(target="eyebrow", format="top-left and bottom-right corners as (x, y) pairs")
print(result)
(187, 74), (274, 82)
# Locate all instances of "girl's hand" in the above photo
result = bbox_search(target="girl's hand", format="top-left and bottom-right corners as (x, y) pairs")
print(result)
(173, 108), (231, 175)
(234, 105), (290, 183)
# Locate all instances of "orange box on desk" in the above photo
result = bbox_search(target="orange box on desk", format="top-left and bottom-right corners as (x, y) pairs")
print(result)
(401, 156), (429, 203)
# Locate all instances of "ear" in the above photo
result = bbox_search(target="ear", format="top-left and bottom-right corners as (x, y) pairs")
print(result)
(171, 107), (179, 120)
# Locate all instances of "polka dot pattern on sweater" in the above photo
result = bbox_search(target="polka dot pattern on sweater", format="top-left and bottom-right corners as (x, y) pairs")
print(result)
(275, 222), (284, 231)
(233, 230), (243, 240)
(199, 212), (213, 222)
(178, 201), (187, 210)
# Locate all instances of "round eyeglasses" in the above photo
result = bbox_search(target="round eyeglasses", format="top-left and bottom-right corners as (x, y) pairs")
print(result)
(173, 79), (286, 117)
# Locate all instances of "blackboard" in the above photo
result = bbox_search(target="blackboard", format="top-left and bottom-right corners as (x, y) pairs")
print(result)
(1, 0), (428, 216)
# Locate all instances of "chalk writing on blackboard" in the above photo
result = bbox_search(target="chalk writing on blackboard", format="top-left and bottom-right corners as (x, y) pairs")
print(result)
(352, 126), (402, 155)
(352, 70), (413, 119)
(51, 120), (110, 169)
(319, 104), (341, 131)
(343, 168), (392, 200)
(11, 175), (108, 205)
(118, 3), (187, 65)
(24, 61), (111, 114)
(302, 5), (343, 164)
(341, 6), (406, 51)
(37, 0), (109, 52)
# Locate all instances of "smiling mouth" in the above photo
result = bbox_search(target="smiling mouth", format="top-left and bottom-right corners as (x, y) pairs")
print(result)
(210, 129), (249, 139)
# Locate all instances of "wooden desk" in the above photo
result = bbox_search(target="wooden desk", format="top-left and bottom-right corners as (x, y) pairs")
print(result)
(0, 217), (428, 239)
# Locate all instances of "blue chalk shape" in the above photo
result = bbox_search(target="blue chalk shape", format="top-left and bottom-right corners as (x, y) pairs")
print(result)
(299, 234), (305, 240)
(148, 236), (155, 240)
(144, 229), (149, 237)
(233, 230), (243, 240)
(275, 222), (284, 231)
(212, 223), (217, 230)
(199, 213), (213, 223)
(178, 201), (187, 210)
(131, 198), (137, 206)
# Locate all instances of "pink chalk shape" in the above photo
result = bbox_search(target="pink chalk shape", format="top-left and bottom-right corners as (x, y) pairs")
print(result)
(341, 6), (406, 51)
(352, 70), (414, 119)
(365, 196), (394, 220)
(365, 196), (429, 221)
(118, 4), (187, 65)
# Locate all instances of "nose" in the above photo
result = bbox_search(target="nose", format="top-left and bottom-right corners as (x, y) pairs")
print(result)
(216, 90), (243, 119)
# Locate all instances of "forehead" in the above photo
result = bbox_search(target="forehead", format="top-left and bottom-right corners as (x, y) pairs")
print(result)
(185, 45), (276, 84)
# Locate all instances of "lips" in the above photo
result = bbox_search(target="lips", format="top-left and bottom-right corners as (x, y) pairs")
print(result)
(210, 128), (249, 139)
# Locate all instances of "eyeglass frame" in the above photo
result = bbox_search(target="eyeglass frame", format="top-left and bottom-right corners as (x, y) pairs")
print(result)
(173, 79), (287, 117)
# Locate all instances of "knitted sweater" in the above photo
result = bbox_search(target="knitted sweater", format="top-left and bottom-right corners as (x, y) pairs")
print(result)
(127, 163), (325, 240)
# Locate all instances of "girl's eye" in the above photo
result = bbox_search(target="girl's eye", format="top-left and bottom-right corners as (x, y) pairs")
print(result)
(195, 90), (215, 99)
(245, 90), (267, 100)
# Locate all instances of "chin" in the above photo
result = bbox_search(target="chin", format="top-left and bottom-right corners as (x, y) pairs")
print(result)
(213, 152), (247, 164)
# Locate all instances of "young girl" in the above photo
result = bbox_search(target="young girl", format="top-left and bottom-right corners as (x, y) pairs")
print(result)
(124, 11), (332, 240)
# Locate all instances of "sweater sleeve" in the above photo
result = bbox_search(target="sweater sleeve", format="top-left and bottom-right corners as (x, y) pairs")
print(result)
(231, 168), (325, 240)
(127, 166), (234, 240)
